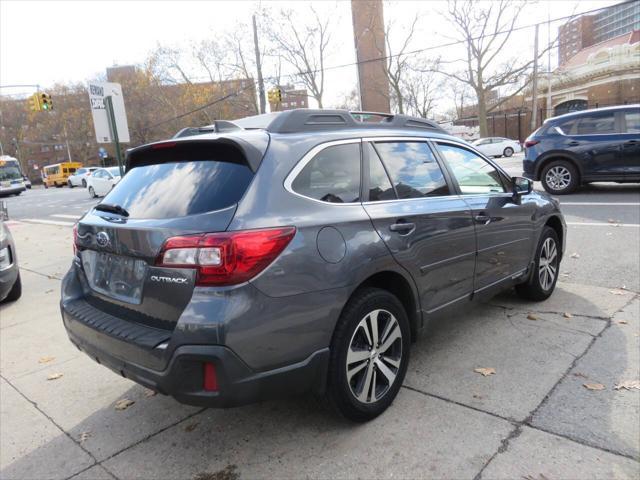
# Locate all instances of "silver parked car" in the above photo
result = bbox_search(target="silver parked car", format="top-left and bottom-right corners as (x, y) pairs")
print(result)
(0, 203), (21, 303)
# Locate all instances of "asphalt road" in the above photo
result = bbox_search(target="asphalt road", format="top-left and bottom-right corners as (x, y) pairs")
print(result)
(3, 154), (639, 290)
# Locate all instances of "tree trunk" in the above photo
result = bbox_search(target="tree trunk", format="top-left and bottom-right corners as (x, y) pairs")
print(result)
(477, 90), (488, 137)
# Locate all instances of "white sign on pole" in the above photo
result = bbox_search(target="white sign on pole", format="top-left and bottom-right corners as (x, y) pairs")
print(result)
(88, 82), (130, 144)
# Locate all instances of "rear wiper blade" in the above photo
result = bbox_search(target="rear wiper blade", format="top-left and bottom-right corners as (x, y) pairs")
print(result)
(94, 203), (129, 217)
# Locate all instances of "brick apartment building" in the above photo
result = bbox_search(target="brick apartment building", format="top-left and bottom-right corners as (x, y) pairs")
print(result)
(559, 1), (640, 65)
(268, 84), (309, 112)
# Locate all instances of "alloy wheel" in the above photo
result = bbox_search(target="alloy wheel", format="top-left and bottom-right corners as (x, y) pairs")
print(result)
(538, 237), (558, 291)
(346, 309), (403, 404)
(545, 166), (571, 191)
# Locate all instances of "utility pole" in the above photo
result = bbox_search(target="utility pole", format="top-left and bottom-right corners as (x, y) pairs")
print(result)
(546, 11), (553, 119)
(253, 15), (266, 114)
(63, 124), (72, 163)
(530, 24), (539, 130)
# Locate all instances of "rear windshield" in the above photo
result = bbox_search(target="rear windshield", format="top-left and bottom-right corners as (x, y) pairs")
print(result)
(102, 143), (253, 219)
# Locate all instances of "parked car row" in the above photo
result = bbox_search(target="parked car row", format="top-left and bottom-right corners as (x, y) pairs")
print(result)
(472, 137), (522, 158)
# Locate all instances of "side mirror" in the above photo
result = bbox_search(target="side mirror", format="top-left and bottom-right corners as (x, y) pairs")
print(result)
(512, 176), (533, 196)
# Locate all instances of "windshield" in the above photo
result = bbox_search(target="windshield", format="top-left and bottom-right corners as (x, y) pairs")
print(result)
(0, 165), (23, 181)
(107, 167), (122, 177)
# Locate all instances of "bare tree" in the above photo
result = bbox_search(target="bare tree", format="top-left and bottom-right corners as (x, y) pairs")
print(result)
(440, 0), (554, 136)
(376, 15), (420, 114)
(403, 63), (442, 119)
(449, 81), (472, 119)
(266, 7), (332, 108)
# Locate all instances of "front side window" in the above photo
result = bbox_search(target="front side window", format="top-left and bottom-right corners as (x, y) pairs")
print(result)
(367, 143), (396, 201)
(291, 143), (361, 203)
(437, 143), (505, 194)
(373, 142), (450, 199)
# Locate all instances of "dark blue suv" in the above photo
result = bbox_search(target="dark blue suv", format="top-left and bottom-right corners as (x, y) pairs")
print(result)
(523, 105), (640, 194)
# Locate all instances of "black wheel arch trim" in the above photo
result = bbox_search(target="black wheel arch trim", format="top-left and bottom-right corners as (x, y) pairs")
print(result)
(535, 153), (583, 179)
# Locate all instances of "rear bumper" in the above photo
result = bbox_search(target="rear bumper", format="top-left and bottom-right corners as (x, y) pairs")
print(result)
(0, 185), (26, 196)
(61, 296), (329, 407)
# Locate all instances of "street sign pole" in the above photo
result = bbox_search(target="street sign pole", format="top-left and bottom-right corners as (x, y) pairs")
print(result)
(104, 95), (124, 176)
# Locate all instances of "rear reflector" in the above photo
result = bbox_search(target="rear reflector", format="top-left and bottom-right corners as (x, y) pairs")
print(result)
(151, 141), (177, 150)
(524, 140), (540, 148)
(156, 226), (296, 286)
(203, 362), (218, 392)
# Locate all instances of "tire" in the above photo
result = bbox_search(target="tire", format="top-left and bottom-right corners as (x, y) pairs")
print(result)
(325, 287), (410, 422)
(13, 192), (21, 196)
(88, 186), (96, 198)
(541, 160), (579, 195)
(515, 226), (560, 301)
(82, 179), (87, 188)
(3, 273), (22, 303)
(68, 180), (74, 188)
(503, 147), (514, 157)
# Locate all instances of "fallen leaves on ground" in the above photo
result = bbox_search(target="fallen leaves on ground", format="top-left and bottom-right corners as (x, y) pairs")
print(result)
(143, 388), (157, 398)
(472, 393), (484, 399)
(614, 380), (640, 391)
(563, 312), (573, 319)
(570, 253), (580, 259)
(78, 431), (91, 443)
(44, 289), (54, 294)
(523, 474), (551, 480)
(185, 422), (199, 432)
(46, 373), (63, 381)
(583, 382), (605, 391)
(193, 465), (239, 480)
(617, 320), (628, 325)
(474, 367), (496, 377)
(527, 313), (538, 321)
(609, 289), (627, 296)
(38, 356), (55, 364)
(114, 399), (135, 411)
(573, 372), (588, 378)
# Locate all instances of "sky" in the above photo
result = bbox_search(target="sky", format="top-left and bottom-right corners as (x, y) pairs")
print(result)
(0, 0), (621, 114)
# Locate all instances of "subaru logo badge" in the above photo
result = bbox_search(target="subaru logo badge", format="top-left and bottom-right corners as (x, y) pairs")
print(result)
(96, 231), (110, 247)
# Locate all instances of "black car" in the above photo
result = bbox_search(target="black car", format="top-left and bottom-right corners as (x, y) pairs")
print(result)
(61, 110), (566, 421)
(523, 105), (640, 194)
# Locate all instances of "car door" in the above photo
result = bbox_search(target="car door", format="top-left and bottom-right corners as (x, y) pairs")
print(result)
(362, 139), (476, 313)
(92, 170), (107, 195)
(434, 141), (535, 293)
(558, 110), (626, 177)
(99, 171), (115, 196)
(621, 109), (640, 175)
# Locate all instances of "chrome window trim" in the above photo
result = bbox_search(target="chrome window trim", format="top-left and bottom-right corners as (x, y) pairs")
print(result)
(283, 138), (363, 206)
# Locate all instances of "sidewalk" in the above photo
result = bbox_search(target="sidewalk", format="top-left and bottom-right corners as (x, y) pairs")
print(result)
(1, 222), (638, 479)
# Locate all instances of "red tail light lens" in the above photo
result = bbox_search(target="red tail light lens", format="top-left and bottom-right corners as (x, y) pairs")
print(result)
(203, 362), (218, 392)
(524, 140), (540, 148)
(156, 227), (296, 286)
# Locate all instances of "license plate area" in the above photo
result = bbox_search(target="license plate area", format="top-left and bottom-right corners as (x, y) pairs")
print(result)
(81, 250), (147, 304)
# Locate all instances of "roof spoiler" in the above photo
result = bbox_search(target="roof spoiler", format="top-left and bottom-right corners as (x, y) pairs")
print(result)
(173, 120), (242, 138)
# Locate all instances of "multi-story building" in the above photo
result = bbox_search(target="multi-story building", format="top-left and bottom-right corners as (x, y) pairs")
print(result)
(558, 1), (640, 65)
(268, 85), (309, 112)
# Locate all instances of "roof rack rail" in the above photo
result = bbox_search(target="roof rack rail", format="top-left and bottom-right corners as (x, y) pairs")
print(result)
(173, 120), (242, 138)
(263, 109), (446, 134)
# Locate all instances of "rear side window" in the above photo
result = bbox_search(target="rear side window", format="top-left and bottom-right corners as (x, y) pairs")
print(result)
(291, 143), (361, 203)
(373, 142), (450, 199)
(624, 111), (640, 133)
(575, 112), (617, 135)
(103, 143), (253, 219)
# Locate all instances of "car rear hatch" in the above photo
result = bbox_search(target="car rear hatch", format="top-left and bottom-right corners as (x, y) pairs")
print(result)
(73, 135), (268, 332)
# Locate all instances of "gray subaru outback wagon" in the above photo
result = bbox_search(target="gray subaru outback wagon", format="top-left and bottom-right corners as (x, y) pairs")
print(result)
(61, 110), (566, 421)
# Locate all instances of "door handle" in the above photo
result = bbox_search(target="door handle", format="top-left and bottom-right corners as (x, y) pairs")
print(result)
(389, 221), (416, 234)
(568, 141), (580, 146)
(474, 214), (491, 224)
(624, 140), (638, 147)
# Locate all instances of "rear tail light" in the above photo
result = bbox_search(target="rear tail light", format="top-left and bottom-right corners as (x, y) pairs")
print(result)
(156, 226), (296, 286)
(203, 362), (218, 392)
(524, 140), (540, 148)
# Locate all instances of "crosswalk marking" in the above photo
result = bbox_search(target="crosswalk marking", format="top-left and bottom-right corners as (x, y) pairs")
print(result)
(21, 219), (75, 227)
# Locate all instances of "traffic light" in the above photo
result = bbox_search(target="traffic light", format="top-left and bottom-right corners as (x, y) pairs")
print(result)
(28, 93), (41, 112)
(267, 87), (283, 103)
(40, 93), (53, 111)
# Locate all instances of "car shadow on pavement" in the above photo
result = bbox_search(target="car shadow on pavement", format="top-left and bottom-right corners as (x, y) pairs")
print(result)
(2, 288), (638, 480)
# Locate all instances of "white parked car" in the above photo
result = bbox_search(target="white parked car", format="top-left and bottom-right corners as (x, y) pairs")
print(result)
(68, 167), (99, 188)
(87, 167), (122, 198)
(472, 137), (522, 158)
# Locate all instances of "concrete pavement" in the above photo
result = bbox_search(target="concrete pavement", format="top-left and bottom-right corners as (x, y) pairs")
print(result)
(1, 218), (638, 480)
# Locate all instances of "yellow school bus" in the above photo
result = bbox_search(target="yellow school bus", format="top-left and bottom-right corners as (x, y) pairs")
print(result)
(41, 162), (83, 188)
